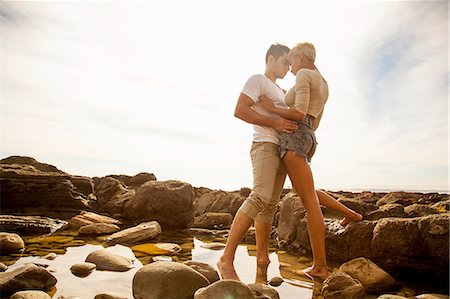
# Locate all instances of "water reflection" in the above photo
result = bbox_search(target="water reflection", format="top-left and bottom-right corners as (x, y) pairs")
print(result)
(2, 231), (320, 299)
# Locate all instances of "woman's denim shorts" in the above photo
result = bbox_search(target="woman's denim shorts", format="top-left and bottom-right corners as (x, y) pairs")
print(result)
(279, 115), (317, 162)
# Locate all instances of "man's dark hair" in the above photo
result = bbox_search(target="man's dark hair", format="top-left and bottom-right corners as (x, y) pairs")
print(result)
(265, 43), (290, 64)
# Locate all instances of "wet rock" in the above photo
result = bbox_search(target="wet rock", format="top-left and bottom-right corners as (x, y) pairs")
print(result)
(0, 232), (25, 254)
(85, 250), (133, 272)
(404, 203), (438, 217)
(200, 242), (225, 250)
(377, 295), (408, 299)
(416, 294), (450, 299)
(248, 284), (280, 299)
(70, 175), (94, 196)
(194, 280), (255, 299)
(339, 257), (396, 292)
(78, 223), (120, 235)
(367, 203), (406, 220)
(133, 261), (209, 299)
(0, 163), (88, 219)
(183, 260), (220, 283)
(94, 177), (135, 218)
(10, 290), (52, 299)
(106, 221), (161, 246)
(0, 262), (7, 272)
(42, 253), (57, 260)
(132, 243), (176, 255)
(194, 190), (244, 217)
(0, 263), (57, 295)
(321, 271), (365, 299)
(0, 215), (68, 235)
(123, 180), (195, 228)
(192, 212), (233, 229)
(94, 293), (128, 299)
(268, 277), (283, 287)
(70, 262), (97, 277)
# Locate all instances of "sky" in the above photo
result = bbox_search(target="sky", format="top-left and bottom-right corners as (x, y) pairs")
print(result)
(1, 0), (448, 192)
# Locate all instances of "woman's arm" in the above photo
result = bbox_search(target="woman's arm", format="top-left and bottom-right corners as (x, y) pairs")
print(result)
(259, 95), (305, 121)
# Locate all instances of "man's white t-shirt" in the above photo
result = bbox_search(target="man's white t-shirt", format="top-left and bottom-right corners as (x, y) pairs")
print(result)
(241, 74), (288, 145)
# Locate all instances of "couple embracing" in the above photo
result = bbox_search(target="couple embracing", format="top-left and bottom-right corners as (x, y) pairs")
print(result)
(217, 43), (363, 281)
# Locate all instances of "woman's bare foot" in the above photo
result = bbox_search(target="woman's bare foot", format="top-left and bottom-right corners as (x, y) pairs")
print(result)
(217, 257), (240, 281)
(294, 265), (330, 280)
(340, 212), (363, 226)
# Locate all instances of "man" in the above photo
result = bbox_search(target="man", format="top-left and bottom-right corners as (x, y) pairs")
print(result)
(217, 44), (298, 280)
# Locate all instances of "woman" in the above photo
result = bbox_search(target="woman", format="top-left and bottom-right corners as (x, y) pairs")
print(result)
(259, 42), (362, 279)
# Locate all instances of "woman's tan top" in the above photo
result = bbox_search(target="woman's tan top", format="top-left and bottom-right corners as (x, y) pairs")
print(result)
(285, 68), (329, 131)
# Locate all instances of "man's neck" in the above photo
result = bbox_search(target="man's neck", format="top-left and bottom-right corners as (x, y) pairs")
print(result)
(264, 70), (277, 83)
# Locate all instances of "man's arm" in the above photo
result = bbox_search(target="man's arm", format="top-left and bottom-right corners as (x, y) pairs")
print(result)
(234, 93), (298, 133)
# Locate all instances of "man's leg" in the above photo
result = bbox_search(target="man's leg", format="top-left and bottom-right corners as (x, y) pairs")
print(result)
(218, 142), (279, 280)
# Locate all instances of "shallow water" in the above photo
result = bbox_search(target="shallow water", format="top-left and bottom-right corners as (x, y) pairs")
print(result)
(1, 229), (447, 299)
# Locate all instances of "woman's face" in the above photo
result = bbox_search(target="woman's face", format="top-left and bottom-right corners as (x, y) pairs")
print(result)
(289, 55), (301, 75)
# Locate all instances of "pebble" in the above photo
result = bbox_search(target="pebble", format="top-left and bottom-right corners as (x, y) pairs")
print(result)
(42, 252), (58, 260)
(70, 262), (97, 277)
(268, 276), (284, 287)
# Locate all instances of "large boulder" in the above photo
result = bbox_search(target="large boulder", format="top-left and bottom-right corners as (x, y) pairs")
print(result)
(0, 164), (89, 219)
(183, 261), (220, 284)
(0, 215), (67, 235)
(191, 212), (233, 229)
(133, 262), (209, 299)
(94, 177), (135, 218)
(68, 210), (121, 229)
(0, 263), (57, 295)
(70, 175), (94, 196)
(123, 180), (195, 228)
(106, 221), (161, 246)
(376, 192), (423, 207)
(0, 156), (65, 174)
(404, 204), (438, 217)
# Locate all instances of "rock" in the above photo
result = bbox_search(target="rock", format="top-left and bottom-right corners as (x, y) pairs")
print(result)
(0, 262), (7, 272)
(200, 243), (226, 250)
(416, 294), (450, 299)
(277, 191), (306, 244)
(68, 215), (95, 228)
(268, 277), (283, 287)
(377, 295), (408, 299)
(152, 256), (172, 262)
(431, 200), (450, 212)
(194, 190), (244, 217)
(123, 180), (195, 228)
(133, 262), (209, 299)
(0, 232), (25, 254)
(418, 214), (449, 264)
(79, 211), (121, 225)
(0, 263), (57, 295)
(339, 257), (396, 292)
(94, 177), (135, 218)
(248, 284), (280, 299)
(0, 163), (88, 218)
(70, 175), (94, 196)
(70, 262), (97, 277)
(106, 221), (161, 246)
(183, 260), (220, 284)
(10, 290), (52, 299)
(78, 223), (120, 235)
(367, 204), (406, 220)
(85, 250), (133, 272)
(0, 215), (68, 235)
(404, 204), (438, 217)
(194, 280), (255, 299)
(376, 192), (422, 207)
(191, 212), (233, 229)
(240, 187), (251, 197)
(0, 156), (65, 173)
(129, 173), (157, 187)
(42, 253), (57, 260)
(94, 293), (128, 299)
(321, 271), (365, 299)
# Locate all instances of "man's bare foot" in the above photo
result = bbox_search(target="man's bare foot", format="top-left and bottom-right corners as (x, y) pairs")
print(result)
(217, 257), (240, 281)
(293, 265), (330, 280)
(340, 212), (363, 226)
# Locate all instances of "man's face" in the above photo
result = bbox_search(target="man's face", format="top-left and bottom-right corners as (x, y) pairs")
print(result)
(271, 52), (290, 79)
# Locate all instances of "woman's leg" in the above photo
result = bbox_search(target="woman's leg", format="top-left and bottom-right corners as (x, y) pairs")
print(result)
(283, 151), (330, 278)
(316, 190), (363, 226)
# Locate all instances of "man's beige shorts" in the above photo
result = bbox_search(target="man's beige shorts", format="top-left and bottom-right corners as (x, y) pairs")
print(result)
(238, 142), (287, 224)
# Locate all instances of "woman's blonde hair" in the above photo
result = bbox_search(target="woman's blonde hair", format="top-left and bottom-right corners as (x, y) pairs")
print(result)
(288, 42), (316, 63)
